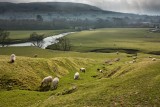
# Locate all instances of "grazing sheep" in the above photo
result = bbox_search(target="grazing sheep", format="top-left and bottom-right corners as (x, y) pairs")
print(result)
(149, 56), (152, 58)
(114, 58), (120, 62)
(129, 61), (134, 64)
(105, 59), (112, 64)
(152, 58), (156, 61)
(10, 54), (16, 63)
(129, 61), (133, 64)
(51, 77), (59, 90)
(80, 68), (86, 73)
(74, 72), (79, 80)
(133, 56), (137, 60)
(133, 60), (136, 63)
(108, 62), (113, 65)
(97, 68), (103, 73)
(99, 70), (103, 73)
(116, 51), (119, 55)
(34, 54), (38, 58)
(41, 76), (53, 87)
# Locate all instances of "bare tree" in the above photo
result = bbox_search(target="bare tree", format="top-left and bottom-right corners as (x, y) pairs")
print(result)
(59, 37), (72, 51)
(0, 29), (10, 47)
(50, 37), (72, 51)
(29, 32), (44, 48)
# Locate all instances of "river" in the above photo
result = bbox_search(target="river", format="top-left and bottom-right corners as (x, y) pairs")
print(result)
(8, 32), (75, 49)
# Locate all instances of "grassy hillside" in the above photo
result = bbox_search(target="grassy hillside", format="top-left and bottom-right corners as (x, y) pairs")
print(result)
(0, 28), (160, 107)
(64, 28), (160, 54)
(38, 59), (160, 107)
(0, 55), (95, 90)
(0, 2), (101, 13)
(0, 51), (159, 107)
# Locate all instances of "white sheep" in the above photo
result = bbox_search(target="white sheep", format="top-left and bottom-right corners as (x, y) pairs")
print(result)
(80, 68), (86, 73)
(74, 72), (79, 80)
(99, 70), (103, 73)
(133, 56), (137, 60)
(152, 58), (156, 61)
(41, 76), (53, 87)
(10, 54), (16, 63)
(116, 51), (119, 55)
(133, 60), (136, 63)
(114, 58), (120, 62)
(149, 56), (152, 58)
(51, 77), (59, 90)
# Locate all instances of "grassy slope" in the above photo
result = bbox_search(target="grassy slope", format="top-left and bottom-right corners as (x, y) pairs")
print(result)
(0, 28), (160, 106)
(0, 46), (160, 107)
(0, 53), (159, 107)
(39, 59), (160, 107)
(66, 28), (160, 53)
(0, 55), (95, 90)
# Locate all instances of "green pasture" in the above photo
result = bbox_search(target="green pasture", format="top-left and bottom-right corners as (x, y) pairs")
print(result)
(0, 51), (160, 107)
(0, 28), (160, 107)
(65, 28), (160, 53)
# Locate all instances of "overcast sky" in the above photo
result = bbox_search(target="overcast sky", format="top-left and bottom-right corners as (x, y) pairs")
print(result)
(0, 0), (160, 15)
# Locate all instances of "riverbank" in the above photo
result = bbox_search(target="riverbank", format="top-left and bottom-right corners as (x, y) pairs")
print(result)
(0, 29), (75, 45)
(8, 32), (75, 49)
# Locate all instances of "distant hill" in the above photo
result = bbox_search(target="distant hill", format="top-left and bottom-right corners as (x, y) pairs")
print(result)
(0, 2), (103, 13)
(0, 2), (159, 30)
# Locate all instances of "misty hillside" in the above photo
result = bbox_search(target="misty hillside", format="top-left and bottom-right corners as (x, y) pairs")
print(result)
(0, 2), (159, 30)
(0, 2), (102, 13)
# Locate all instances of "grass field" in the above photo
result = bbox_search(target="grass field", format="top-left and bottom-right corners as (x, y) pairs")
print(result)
(64, 28), (160, 54)
(0, 28), (160, 107)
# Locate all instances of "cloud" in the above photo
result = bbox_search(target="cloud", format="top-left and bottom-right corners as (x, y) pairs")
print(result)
(0, 0), (160, 15)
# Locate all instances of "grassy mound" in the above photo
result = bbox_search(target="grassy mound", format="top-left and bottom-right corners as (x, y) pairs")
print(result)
(0, 55), (95, 90)
(0, 53), (159, 107)
(38, 58), (160, 107)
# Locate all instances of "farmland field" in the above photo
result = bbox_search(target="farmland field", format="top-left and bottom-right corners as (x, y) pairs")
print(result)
(0, 28), (160, 107)
(65, 28), (160, 54)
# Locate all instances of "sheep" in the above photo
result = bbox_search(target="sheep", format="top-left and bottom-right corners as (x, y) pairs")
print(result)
(133, 56), (137, 60)
(114, 58), (120, 62)
(149, 56), (152, 58)
(105, 60), (112, 64)
(97, 68), (103, 73)
(116, 51), (119, 55)
(128, 60), (136, 64)
(108, 62), (113, 65)
(51, 77), (59, 90)
(80, 68), (86, 73)
(133, 60), (136, 63)
(34, 54), (38, 58)
(74, 72), (79, 80)
(10, 54), (16, 63)
(99, 70), (103, 73)
(152, 58), (156, 61)
(41, 76), (53, 87)
(129, 61), (134, 64)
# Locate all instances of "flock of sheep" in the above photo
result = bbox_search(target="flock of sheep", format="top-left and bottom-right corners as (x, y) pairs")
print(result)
(9, 53), (87, 90)
(41, 68), (86, 90)
(9, 52), (158, 90)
